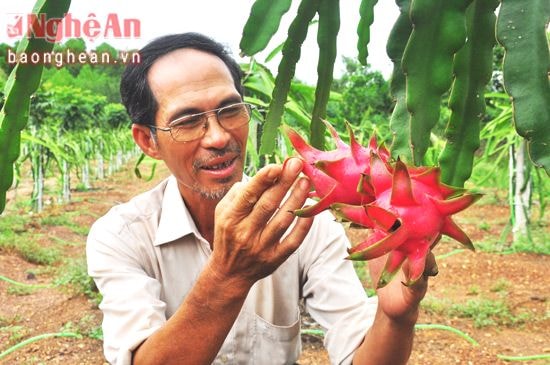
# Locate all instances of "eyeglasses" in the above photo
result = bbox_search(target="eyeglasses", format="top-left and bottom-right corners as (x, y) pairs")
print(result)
(148, 102), (254, 143)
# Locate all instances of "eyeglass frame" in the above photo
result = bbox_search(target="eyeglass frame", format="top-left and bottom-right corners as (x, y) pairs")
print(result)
(146, 102), (256, 143)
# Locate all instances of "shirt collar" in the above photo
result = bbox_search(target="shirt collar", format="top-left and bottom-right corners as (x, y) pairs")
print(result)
(153, 174), (250, 246)
(154, 176), (199, 246)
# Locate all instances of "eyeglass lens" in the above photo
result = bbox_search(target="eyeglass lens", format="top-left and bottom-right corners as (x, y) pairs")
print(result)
(170, 103), (251, 142)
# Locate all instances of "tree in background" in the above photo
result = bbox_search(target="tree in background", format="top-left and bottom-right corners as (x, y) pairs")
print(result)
(330, 57), (392, 142)
(59, 38), (85, 74)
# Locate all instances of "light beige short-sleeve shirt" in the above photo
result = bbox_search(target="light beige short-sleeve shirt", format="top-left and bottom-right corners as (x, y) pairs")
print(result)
(86, 176), (377, 365)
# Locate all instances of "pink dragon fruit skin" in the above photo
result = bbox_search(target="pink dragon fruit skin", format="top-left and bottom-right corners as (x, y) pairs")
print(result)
(347, 159), (481, 286)
(284, 121), (388, 217)
(286, 124), (481, 287)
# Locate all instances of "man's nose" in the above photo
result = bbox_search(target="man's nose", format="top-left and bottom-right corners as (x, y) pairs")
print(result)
(201, 113), (231, 148)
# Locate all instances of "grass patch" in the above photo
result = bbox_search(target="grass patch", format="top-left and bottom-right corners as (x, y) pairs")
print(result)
(353, 261), (368, 282)
(0, 325), (28, 345)
(75, 183), (90, 192)
(421, 296), (450, 315)
(6, 285), (36, 296)
(55, 258), (101, 305)
(422, 295), (532, 328)
(476, 230), (550, 255)
(24, 266), (56, 277)
(49, 235), (80, 247)
(0, 213), (61, 265)
(467, 285), (480, 296)
(0, 315), (22, 328)
(490, 278), (510, 293)
(0, 230), (60, 265)
(88, 325), (103, 340)
(474, 238), (511, 253)
(352, 261), (378, 297)
(39, 214), (89, 236)
(0, 214), (27, 233)
(450, 298), (531, 328)
(478, 222), (490, 231)
(62, 314), (103, 340)
(39, 215), (71, 227)
(510, 229), (550, 255)
(17, 241), (59, 265)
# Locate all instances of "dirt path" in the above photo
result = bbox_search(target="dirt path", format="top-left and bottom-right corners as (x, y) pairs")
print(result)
(0, 162), (548, 364)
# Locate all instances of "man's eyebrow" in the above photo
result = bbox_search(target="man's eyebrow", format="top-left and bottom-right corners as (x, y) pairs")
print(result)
(168, 107), (201, 124)
(167, 96), (243, 124)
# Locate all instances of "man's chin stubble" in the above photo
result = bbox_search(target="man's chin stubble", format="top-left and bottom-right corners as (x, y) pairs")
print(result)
(191, 179), (233, 201)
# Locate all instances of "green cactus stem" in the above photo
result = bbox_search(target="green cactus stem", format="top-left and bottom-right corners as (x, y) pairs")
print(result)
(310, 0), (340, 149)
(240, 0), (293, 56)
(401, 0), (472, 165)
(259, 0), (319, 154)
(357, 0), (378, 66)
(496, 0), (550, 176)
(439, 0), (499, 187)
(387, 0), (413, 162)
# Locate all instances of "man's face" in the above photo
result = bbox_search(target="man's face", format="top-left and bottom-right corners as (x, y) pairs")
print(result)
(147, 48), (248, 202)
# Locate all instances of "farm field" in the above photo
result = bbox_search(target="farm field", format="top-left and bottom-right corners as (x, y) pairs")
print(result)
(1, 0), (549, 364)
(0, 159), (548, 365)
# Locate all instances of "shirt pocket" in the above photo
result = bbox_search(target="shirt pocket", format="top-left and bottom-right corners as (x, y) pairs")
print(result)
(252, 308), (301, 365)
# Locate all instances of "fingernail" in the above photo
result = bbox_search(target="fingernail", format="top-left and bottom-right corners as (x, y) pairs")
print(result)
(423, 264), (439, 277)
(287, 158), (303, 174)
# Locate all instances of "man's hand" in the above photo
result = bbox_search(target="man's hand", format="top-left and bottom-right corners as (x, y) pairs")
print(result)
(209, 157), (314, 289)
(369, 252), (438, 324)
(353, 253), (437, 365)
(133, 158), (312, 365)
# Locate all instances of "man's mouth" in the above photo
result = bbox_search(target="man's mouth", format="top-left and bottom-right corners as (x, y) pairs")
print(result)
(202, 157), (236, 171)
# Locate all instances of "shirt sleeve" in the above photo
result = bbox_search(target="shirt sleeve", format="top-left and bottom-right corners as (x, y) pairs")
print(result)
(86, 215), (167, 365)
(300, 211), (378, 365)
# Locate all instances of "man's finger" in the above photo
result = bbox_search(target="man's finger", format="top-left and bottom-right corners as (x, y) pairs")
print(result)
(247, 158), (304, 224)
(230, 163), (283, 216)
(261, 176), (311, 242)
(276, 215), (314, 260)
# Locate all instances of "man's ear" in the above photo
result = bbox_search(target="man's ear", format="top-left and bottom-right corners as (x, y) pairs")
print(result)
(132, 124), (162, 160)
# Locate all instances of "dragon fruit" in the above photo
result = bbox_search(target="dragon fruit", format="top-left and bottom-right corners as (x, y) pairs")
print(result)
(284, 121), (389, 216)
(286, 123), (481, 287)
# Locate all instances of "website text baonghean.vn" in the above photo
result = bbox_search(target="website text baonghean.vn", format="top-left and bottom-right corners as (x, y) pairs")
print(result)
(6, 48), (141, 68)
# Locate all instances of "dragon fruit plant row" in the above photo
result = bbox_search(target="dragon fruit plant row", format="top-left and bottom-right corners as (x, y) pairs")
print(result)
(285, 121), (482, 288)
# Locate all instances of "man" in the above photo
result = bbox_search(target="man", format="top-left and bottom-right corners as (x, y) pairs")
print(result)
(87, 32), (436, 365)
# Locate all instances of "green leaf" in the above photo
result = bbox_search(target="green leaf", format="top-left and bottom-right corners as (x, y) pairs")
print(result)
(264, 42), (286, 63)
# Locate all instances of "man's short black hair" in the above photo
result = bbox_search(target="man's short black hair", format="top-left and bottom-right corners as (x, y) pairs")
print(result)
(120, 32), (244, 126)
